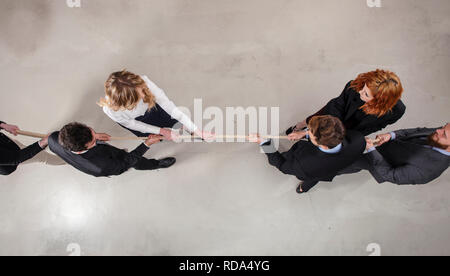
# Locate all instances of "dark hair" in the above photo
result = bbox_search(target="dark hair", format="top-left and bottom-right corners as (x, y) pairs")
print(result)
(58, 122), (93, 152)
(308, 115), (346, 148)
(428, 133), (447, 150)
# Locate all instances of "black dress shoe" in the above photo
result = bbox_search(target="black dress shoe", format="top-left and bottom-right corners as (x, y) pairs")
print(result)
(157, 157), (176, 169)
(296, 182), (304, 194)
(285, 126), (296, 135)
(286, 125), (307, 135)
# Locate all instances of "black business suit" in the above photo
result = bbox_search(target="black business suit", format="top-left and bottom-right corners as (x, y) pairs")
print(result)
(363, 127), (449, 185)
(48, 132), (160, 177)
(0, 121), (44, 175)
(262, 130), (366, 192)
(119, 103), (180, 137)
(306, 81), (406, 136)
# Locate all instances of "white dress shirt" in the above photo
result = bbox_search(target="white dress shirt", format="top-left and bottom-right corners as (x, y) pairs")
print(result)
(103, 75), (198, 135)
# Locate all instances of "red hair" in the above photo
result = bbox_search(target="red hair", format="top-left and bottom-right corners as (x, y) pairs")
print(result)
(350, 69), (403, 117)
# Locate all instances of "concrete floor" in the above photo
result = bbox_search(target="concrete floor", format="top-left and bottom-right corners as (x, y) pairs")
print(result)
(0, 0), (449, 256)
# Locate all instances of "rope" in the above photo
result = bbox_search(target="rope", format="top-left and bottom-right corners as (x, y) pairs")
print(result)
(17, 130), (47, 139)
(16, 130), (291, 141)
(16, 130), (381, 147)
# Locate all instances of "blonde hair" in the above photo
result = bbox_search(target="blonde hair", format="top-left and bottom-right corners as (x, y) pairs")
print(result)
(350, 69), (403, 117)
(98, 70), (156, 111)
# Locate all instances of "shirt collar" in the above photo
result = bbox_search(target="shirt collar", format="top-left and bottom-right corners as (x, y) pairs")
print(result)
(318, 143), (343, 154)
(70, 142), (100, 154)
(71, 150), (89, 154)
(431, 147), (450, 156)
(305, 131), (343, 154)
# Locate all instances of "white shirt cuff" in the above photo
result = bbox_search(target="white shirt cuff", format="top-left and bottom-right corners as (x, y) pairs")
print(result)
(390, 132), (396, 140)
(260, 139), (271, 146)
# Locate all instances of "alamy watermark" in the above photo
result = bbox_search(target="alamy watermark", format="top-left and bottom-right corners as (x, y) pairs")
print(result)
(66, 0), (81, 8)
(174, 99), (280, 152)
(67, 243), (81, 256)
(367, 0), (382, 8)
(67, 1), (382, 9)
(366, 243), (381, 256)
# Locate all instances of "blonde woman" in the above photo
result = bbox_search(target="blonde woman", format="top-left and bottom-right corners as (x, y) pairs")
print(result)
(99, 70), (213, 141)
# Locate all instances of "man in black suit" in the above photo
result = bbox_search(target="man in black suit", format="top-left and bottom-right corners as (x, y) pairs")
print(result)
(48, 122), (176, 177)
(348, 123), (450, 185)
(249, 115), (366, 193)
(1, 120), (49, 175)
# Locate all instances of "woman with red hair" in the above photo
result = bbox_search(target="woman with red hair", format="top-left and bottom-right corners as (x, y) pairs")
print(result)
(287, 69), (406, 138)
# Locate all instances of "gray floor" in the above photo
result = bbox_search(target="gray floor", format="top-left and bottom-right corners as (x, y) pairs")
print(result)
(0, 0), (449, 256)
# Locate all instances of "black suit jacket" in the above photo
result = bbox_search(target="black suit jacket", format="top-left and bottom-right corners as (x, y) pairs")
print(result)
(48, 132), (149, 177)
(307, 81), (406, 136)
(0, 121), (44, 175)
(366, 127), (450, 185)
(263, 130), (366, 182)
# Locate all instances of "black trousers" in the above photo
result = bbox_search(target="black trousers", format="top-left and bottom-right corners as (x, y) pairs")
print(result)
(119, 104), (180, 137)
(300, 180), (319, 193)
(0, 133), (20, 175)
(299, 157), (371, 193)
(133, 157), (160, 171)
(337, 157), (370, 175)
(337, 155), (386, 183)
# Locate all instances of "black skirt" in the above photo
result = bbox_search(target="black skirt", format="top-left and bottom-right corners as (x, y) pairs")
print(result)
(119, 103), (181, 137)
